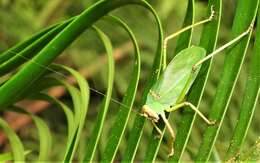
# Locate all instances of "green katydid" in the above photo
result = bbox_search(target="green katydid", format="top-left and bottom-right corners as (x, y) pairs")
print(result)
(2, 5), (253, 158)
(140, 7), (254, 156)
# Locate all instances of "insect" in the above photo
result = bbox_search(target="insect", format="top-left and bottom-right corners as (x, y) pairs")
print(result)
(140, 6), (254, 156)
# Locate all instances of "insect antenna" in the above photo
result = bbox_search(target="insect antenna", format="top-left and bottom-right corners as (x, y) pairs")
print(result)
(88, 87), (141, 115)
(4, 50), (142, 116)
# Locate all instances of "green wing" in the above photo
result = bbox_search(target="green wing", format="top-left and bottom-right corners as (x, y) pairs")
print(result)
(150, 46), (206, 106)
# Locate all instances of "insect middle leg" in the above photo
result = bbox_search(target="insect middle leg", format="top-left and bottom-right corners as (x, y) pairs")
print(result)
(166, 102), (215, 125)
(163, 6), (215, 57)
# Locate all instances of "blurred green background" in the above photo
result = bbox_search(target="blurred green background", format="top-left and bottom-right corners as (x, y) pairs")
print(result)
(0, 0), (259, 161)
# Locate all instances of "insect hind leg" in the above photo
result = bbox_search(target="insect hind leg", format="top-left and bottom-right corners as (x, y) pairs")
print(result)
(192, 19), (255, 71)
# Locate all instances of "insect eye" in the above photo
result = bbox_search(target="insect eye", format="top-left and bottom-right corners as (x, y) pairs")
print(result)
(170, 105), (173, 108)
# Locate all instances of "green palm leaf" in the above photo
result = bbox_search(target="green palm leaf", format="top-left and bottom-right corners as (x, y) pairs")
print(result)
(196, 0), (259, 161)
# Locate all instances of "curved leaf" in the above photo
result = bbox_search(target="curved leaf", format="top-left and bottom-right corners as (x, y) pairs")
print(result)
(29, 93), (75, 143)
(144, 0), (195, 161)
(0, 0), (145, 108)
(49, 78), (82, 132)
(225, 6), (260, 160)
(0, 18), (74, 76)
(0, 24), (55, 63)
(50, 64), (89, 162)
(31, 114), (52, 161)
(0, 151), (30, 162)
(0, 118), (24, 161)
(83, 27), (114, 162)
(8, 76), (64, 104)
(10, 106), (52, 161)
(0, 1), (162, 161)
(8, 105), (55, 161)
(195, 0), (260, 161)
(101, 15), (140, 162)
(122, 1), (164, 162)
(170, 0), (222, 162)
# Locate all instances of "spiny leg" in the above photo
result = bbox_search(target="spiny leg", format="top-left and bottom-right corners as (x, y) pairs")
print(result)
(192, 20), (255, 71)
(166, 102), (215, 125)
(163, 5), (215, 58)
(160, 113), (175, 157)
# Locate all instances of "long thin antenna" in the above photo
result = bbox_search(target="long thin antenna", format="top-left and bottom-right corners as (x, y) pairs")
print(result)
(5, 50), (141, 115)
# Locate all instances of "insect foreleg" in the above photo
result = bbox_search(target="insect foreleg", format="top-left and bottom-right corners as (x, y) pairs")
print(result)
(166, 102), (215, 125)
(160, 113), (175, 157)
